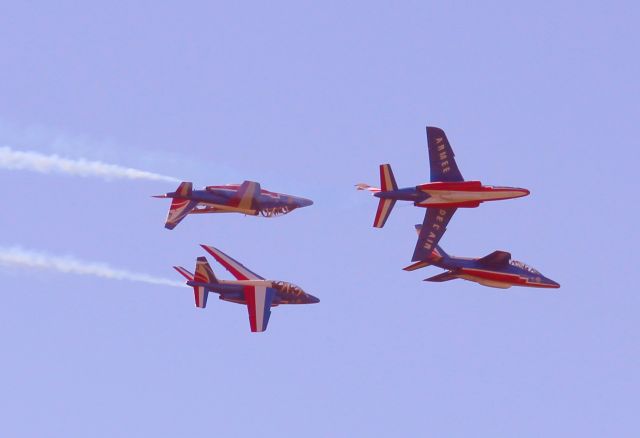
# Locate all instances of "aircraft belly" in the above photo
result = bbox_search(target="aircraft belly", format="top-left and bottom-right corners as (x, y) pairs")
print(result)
(197, 203), (258, 215)
(458, 269), (523, 288)
(458, 274), (513, 289)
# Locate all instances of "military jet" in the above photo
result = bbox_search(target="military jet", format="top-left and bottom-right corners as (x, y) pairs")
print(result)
(154, 181), (313, 229)
(173, 245), (319, 332)
(357, 126), (529, 261)
(404, 226), (559, 289)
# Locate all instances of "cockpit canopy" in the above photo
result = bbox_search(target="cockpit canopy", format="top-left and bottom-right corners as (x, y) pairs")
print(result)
(272, 280), (305, 295)
(509, 259), (540, 274)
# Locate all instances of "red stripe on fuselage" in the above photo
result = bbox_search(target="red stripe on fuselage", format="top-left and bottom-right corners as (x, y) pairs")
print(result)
(459, 268), (526, 286)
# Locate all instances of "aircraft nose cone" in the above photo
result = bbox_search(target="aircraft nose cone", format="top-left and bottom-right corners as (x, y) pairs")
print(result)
(543, 277), (560, 288)
(308, 294), (320, 303)
(297, 197), (314, 207)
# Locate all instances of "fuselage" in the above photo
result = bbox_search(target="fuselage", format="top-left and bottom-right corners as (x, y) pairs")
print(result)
(169, 185), (313, 216)
(187, 278), (320, 305)
(375, 181), (529, 208)
(434, 256), (560, 289)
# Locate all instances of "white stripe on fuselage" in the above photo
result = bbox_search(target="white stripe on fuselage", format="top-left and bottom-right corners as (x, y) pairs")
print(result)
(196, 202), (257, 215)
(416, 190), (525, 206)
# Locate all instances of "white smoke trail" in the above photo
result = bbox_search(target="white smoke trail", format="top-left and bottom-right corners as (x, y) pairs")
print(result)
(0, 246), (183, 288)
(0, 146), (181, 182)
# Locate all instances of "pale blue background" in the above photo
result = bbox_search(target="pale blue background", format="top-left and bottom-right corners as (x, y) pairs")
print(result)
(1, 1), (638, 436)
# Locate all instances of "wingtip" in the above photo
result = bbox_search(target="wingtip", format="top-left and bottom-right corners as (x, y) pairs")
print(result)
(200, 244), (220, 257)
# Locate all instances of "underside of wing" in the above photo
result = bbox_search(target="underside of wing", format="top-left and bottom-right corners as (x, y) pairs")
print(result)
(412, 207), (457, 261)
(427, 126), (464, 182)
(477, 250), (512, 268)
(200, 245), (264, 280)
(244, 286), (275, 332)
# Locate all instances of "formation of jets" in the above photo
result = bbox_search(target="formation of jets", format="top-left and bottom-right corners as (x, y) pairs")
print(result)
(357, 126), (559, 291)
(157, 125), (559, 332)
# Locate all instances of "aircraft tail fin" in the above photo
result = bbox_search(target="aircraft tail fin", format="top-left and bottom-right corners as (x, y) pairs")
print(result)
(195, 256), (218, 284)
(173, 266), (194, 281)
(163, 182), (197, 230)
(432, 245), (450, 261)
(188, 256), (218, 309)
(175, 181), (193, 197)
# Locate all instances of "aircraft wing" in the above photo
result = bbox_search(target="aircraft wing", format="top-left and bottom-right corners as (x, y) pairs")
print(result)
(230, 181), (261, 211)
(412, 207), (457, 261)
(200, 245), (264, 280)
(427, 126), (464, 182)
(477, 250), (512, 268)
(244, 285), (276, 332)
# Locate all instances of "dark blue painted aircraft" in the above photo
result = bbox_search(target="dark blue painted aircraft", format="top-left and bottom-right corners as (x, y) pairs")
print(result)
(174, 245), (320, 332)
(357, 126), (529, 262)
(404, 226), (559, 289)
(154, 181), (313, 229)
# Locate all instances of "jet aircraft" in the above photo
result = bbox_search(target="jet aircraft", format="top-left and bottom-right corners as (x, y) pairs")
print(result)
(154, 181), (313, 229)
(357, 126), (530, 262)
(404, 226), (559, 289)
(174, 245), (320, 332)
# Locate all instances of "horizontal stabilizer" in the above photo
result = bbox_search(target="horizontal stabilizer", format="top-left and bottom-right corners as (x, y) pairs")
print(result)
(174, 266), (194, 281)
(174, 265), (208, 309)
(477, 250), (511, 267)
(373, 198), (396, 228)
(379, 164), (398, 191)
(403, 260), (432, 271)
(424, 271), (458, 282)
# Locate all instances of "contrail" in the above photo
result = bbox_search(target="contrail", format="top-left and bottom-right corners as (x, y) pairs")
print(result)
(0, 146), (181, 182)
(0, 246), (183, 288)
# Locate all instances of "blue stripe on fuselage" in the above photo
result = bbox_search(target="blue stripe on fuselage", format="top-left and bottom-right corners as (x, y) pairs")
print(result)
(375, 187), (428, 202)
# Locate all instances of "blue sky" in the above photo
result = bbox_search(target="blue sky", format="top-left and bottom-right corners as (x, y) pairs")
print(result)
(0, 1), (638, 436)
